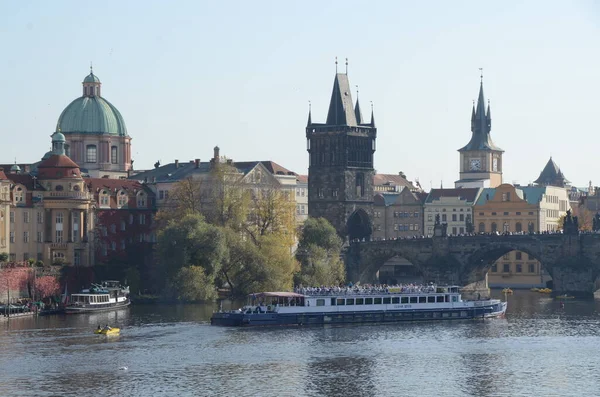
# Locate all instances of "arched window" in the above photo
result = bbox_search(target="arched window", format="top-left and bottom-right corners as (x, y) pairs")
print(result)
(117, 191), (128, 207)
(86, 145), (97, 163)
(478, 222), (485, 233)
(515, 222), (522, 233)
(99, 190), (110, 207)
(14, 187), (24, 203)
(355, 173), (365, 197)
(528, 222), (535, 233)
(503, 222), (510, 233)
(137, 192), (147, 208)
(491, 222), (497, 233)
(111, 146), (118, 164)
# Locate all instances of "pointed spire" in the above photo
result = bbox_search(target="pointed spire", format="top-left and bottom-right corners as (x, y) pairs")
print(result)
(307, 101), (312, 126)
(354, 86), (363, 124)
(326, 72), (357, 126)
(370, 101), (376, 128)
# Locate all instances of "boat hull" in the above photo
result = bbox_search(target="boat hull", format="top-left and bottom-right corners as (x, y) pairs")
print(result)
(211, 302), (507, 327)
(65, 300), (130, 314)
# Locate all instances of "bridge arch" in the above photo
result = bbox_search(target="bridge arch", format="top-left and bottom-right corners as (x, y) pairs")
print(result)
(347, 208), (372, 241)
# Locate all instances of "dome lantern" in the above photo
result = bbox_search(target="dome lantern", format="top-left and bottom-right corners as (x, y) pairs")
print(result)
(83, 65), (102, 97)
(51, 130), (66, 155)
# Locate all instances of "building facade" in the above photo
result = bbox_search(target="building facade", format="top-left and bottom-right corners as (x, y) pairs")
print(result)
(56, 68), (132, 179)
(372, 188), (427, 240)
(423, 188), (481, 237)
(455, 78), (504, 188)
(306, 70), (376, 241)
(0, 170), (11, 258)
(295, 175), (308, 224)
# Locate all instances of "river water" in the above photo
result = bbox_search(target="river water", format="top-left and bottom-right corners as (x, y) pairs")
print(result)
(1, 291), (600, 397)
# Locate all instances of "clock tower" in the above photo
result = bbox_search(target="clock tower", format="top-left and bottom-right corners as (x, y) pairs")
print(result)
(455, 76), (503, 188)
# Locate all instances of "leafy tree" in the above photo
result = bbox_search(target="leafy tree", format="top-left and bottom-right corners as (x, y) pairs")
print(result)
(203, 163), (250, 230)
(34, 276), (60, 299)
(246, 187), (297, 249)
(0, 252), (8, 262)
(156, 176), (204, 227)
(168, 266), (217, 302)
(156, 213), (226, 298)
(295, 217), (345, 286)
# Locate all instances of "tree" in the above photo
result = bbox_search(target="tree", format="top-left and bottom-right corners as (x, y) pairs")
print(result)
(295, 217), (345, 287)
(156, 176), (204, 227)
(168, 266), (217, 302)
(156, 213), (226, 297)
(246, 187), (297, 249)
(203, 163), (250, 230)
(34, 276), (60, 299)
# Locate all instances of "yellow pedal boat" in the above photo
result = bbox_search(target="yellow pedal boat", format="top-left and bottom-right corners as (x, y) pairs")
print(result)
(94, 327), (120, 335)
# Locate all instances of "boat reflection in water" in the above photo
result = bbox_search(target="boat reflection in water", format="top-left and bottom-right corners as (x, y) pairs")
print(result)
(211, 285), (507, 327)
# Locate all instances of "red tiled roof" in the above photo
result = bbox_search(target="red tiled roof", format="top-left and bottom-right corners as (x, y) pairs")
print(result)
(296, 175), (308, 183)
(38, 155), (80, 169)
(0, 169), (7, 180)
(85, 178), (147, 192)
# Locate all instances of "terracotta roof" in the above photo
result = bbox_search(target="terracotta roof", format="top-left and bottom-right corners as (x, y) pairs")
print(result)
(374, 174), (416, 190)
(0, 169), (7, 180)
(426, 188), (481, 204)
(38, 155), (80, 169)
(85, 178), (147, 192)
(296, 175), (308, 183)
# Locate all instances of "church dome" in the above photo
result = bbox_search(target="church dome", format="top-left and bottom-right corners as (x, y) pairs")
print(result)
(55, 70), (128, 137)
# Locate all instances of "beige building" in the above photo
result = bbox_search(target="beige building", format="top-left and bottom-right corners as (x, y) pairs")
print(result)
(423, 188), (481, 237)
(295, 175), (308, 224)
(476, 183), (571, 288)
(372, 189), (427, 240)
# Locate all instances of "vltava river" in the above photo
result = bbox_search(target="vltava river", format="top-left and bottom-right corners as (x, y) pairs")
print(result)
(1, 291), (600, 397)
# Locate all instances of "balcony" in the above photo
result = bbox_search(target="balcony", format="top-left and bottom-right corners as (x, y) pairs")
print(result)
(46, 191), (92, 200)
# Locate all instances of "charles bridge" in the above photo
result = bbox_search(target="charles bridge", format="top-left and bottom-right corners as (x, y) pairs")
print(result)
(345, 233), (600, 298)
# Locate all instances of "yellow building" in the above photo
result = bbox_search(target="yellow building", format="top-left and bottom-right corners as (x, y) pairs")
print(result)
(475, 183), (570, 288)
(0, 170), (10, 258)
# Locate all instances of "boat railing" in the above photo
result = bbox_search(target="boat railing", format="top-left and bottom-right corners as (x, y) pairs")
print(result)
(299, 288), (438, 297)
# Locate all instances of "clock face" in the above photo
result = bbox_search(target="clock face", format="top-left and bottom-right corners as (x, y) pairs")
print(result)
(469, 159), (481, 171)
(493, 158), (498, 172)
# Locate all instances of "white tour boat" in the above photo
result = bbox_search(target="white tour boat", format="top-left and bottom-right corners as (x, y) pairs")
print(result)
(65, 281), (130, 314)
(211, 285), (507, 327)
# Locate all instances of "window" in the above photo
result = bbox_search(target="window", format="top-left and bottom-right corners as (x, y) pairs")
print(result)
(503, 253), (510, 260)
(428, 214), (432, 221)
(121, 220), (126, 231)
(478, 222), (485, 233)
(516, 212), (521, 215)
(14, 187), (24, 203)
(121, 240), (126, 250)
(37, 231), (42, 242)
(55, 230), (63, 243)
(452, 227), (457, 235)
(528, 222), (535, 233)
(129, 214), (134, 224)
(23, 211), (29, 223)
(479, 212), (484, 216)
(110, 224), (116, 234)
(9, 231), (15, 243)
(459, 227), (464, 234)
(491, 264), (497, 273)
(332, 189), (338, 197)
(502, 192), (511, 202)
(111, 146), (118, 164)
(491, 212), (497, 216)
(459, 214), (464, 221)
(23, 232), (29, 243)
(516, 264), (523, 273)
(74, 251), (81, 266)
(516, 222), (522, 233)
(111, 241), (116, 251)
(316, 299), (325, 307)
(23, 253), (29, 261)
(37, 211), (43, 224)
(159, 190), (165, 200)
(118, 191), (128, 207)
(137, 193), (147, 207)
(491, 222), (497, 233)
(139, 214), (146, 225)
(442, 214), (447, 222)
(86, 145), (97, 163)
(503, 263), (510, 273)
(452, 214), (457, 221)
(516, 252), (522, 260)
(414, 212), (419, 218)
(528, 263), (536, 273)
(318, 188), (324, 198)
(100, 192), (110, 206)
(503, 212), (509, 216)
(10, 211), (14, 223)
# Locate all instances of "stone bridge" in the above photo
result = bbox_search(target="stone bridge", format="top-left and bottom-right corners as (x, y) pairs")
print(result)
(345, 234), (600, 298)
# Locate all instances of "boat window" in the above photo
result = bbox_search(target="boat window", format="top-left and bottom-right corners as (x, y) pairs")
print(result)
(445, 295), (450, 302)
(401, 297), (408, 304)
(331, 298), (336, 306)
(365, 298), (373, 305)
(423, 312), (433, 318)
(374, 298), (382, 304)
(427, 296), (435, 303)
(316, 299), (325, 307)
(392, 297), (400, 304)
(336, 298), (345, 306)
(355, 298), (364, 305)
(460, 311), (468, 317)
(433, 312), (441, 318)
(418, 296), (426, 303)
(383, 297), (391, 304)
(436, 287), (446, 293)
(451, 312), (459, 317)
(346, 298), (354, 305)
(436, 296), (444, 302)
(452, 296), (458, 302)
(409, 297), (417, 304)
(442, 312), (450, 318)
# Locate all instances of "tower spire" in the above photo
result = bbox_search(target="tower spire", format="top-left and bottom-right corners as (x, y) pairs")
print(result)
(354, 85), (363, 124)
(335, 56), (338, 73)
(345, 58), (348, 75)
(370, 101), (376, 127)
(307, 101), (312, 126)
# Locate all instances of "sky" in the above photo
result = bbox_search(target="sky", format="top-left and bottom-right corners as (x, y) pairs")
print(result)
(1, 1), (599, 189)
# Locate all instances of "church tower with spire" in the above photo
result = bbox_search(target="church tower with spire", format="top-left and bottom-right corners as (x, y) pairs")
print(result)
(306, 61), (377, 241)
(455, 74), (504, 188)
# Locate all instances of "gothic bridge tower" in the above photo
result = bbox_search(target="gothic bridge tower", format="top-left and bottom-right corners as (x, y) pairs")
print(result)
(306, 63), (376, 241)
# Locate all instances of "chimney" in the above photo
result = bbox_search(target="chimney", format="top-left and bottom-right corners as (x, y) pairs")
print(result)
(213, 146), (220, 162)
(195, 159), (200, 168)
(175, 159), (179, 168)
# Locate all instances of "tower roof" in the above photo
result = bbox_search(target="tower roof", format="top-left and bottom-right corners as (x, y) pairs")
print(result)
(354, 98), (363, 124)
(534, 157), (570, 187)
(83, 72), (101, 83)
(459, 80), (503, 152)
(326, 73), (357, 126)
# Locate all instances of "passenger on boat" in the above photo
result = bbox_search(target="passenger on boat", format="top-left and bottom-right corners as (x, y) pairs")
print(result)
(103, 324), (112, 331)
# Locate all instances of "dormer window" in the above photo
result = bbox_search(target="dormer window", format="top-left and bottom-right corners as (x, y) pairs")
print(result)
(99, 190), (110, 207)
(137, 192), (147, 208)
(14, 187), (24, 203)
(117, 191), (128, 207)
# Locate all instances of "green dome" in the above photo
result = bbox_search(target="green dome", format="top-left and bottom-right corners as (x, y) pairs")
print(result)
(56, 96), (128, 137)
(84, 72), (101, 83)
(52, 131), (66, 142)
